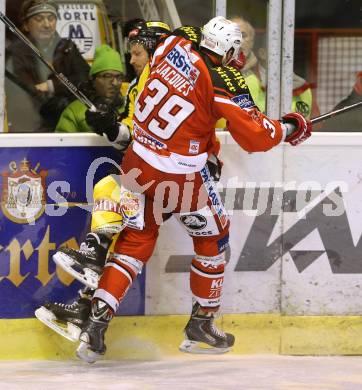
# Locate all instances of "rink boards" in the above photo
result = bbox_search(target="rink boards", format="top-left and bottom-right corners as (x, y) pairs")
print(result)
(1, 132), (362, 358)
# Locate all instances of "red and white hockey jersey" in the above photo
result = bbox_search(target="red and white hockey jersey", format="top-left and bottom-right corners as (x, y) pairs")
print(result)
(132, 29), (284, 174)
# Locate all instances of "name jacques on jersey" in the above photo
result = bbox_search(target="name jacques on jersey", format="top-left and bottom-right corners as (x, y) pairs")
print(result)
(153, 43), (200, 96)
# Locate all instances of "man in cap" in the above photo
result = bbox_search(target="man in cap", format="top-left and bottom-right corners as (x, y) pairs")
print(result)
(56, 45), (125, 133)
(6, 0), (89, 132)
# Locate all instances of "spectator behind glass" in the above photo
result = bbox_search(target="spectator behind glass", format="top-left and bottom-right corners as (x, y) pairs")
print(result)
(324, 71), (362, 132)
(55, 45), (124, 133)
(5, 0), (90, 132)
(231, 17), (319, 120)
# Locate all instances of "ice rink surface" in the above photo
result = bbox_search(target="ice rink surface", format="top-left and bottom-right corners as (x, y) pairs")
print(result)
(2, 355), (362, 390)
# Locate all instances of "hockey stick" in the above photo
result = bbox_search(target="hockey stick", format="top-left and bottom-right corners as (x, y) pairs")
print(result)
(0, 11), (96, 111)
(311, 100), (362, 124)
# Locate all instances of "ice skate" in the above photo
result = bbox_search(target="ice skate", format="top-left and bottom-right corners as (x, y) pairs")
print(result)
(76, 299), (113, 363)
(53, 232), (111, 289)
(35, 289), (93, 342)
(179, 303), (235, 354)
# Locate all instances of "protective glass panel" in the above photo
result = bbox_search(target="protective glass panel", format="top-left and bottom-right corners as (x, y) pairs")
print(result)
(4, 0), (121, 133)
(227, 0), (270, 116)
(295, 0), (362, 131)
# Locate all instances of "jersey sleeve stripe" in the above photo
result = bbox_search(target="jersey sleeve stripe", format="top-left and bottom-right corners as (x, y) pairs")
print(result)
(214, 96), (239, 107)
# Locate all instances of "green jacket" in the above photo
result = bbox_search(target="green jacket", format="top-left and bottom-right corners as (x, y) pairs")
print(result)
(55, 99), (124, 133)
(244, 70), (313, 119)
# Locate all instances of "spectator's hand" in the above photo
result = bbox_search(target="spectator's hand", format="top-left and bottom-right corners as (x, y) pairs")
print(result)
(207, 154), (223, 182)
(35, 82), (49, 93)
(85, 104), (118, 141)
(282, 112), (312, 146)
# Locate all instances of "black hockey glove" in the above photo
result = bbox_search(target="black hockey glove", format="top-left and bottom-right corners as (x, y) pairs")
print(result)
(85, 103), (119, 142)
(206, 154), (223, 182)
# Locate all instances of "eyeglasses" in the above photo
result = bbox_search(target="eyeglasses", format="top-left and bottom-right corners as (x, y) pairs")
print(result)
(96, 73), (123, 82)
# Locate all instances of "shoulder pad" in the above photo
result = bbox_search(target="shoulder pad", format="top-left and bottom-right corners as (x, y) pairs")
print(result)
(172, 26), (201, 46)
(210, 66), (256, 109)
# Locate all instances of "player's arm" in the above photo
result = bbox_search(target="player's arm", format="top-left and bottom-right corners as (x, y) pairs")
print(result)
(210, 67), (311, 151)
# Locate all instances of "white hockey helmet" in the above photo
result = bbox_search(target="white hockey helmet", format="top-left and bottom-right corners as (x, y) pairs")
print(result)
(200, 16), (242, 65)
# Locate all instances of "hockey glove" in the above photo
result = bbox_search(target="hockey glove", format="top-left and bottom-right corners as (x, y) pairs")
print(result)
(207, 154), (223, 182)
(85, 104), (119, 141)
(282, 112), (312, 146)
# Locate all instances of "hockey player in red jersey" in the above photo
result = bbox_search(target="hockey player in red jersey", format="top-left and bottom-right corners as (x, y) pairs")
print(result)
(75, 16), (312, 362)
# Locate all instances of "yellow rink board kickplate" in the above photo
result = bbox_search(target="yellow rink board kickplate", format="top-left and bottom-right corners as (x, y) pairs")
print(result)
(1, 314), (362, 360)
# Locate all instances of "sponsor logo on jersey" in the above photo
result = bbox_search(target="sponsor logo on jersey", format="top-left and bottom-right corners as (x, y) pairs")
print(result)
(210, 277), (223, 298)
(120, 188), (145, 231)
(214, 66), (247, 93)
(1, 159), (47, 223)
(189, 140), (200, 154)
(227, 66), (247, 89)
(200, 166), (228, 229)
(232, 94), (254, 109)
(214, 67), (236, 92)
(120, 190), (140, 219)
(166, 44), (200, 84)
(133, 122), (167, 153)
(180, 214), (207, 230)
(178, 26), (200, 43)
(93, 199), (123, 214)
(217, 234), (230, 253)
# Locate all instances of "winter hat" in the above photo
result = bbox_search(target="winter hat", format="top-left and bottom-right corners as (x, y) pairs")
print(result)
(21, 0), (58, 22)
(90, 45), (124, 76)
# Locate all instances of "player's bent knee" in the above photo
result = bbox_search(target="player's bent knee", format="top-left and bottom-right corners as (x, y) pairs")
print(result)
(93, 175), (121, 201)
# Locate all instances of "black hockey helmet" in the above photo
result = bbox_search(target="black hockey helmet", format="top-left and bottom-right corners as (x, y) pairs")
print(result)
(128, 21), (171, 54)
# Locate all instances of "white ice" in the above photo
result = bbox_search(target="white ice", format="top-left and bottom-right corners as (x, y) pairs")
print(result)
(1, 355), (362, 389)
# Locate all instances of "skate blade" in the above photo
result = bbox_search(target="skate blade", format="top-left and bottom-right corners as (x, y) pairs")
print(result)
(179, 339), (231, 355)
(35, 307), (81, 342)
(53, 252), (99, 289)
(76, 341), (102, 364)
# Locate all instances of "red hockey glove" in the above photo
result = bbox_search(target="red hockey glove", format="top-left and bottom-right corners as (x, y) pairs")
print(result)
(282, 112), (312, 146)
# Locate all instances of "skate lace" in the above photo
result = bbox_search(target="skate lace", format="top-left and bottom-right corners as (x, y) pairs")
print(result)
(56, 302), (79, 310)
(210, 321), (226, 338)
(79, 242), (96, 256)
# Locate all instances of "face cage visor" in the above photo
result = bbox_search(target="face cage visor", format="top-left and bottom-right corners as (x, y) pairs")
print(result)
(127, 36), (157, 53)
